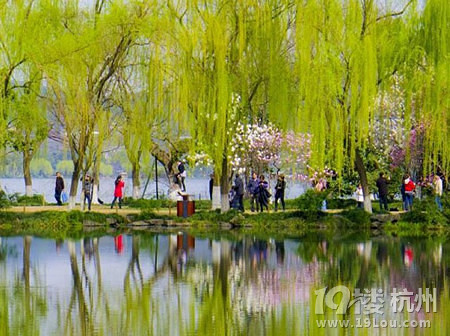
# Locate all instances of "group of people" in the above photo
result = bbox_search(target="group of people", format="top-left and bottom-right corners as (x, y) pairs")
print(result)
(355, 172), (444, 211)
(228, 172), (287, 212)
(54, 172), (125, 211)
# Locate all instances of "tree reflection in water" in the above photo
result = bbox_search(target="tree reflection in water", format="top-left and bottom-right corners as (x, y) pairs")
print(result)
(0, 233), (448, 335)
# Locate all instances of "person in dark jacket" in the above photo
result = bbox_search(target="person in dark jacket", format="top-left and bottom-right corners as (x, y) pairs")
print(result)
(376, 172), (389, 211)
(274, 174), (286, 211)
(247, 172), (259, 212)
(81, 174), (93, 211)
(209, 174), (214, 200)
(55, 172), (65, 206)
(234, 174), (245, 212)
(177, 160), (187, 192)
(257, 175), (270, 212)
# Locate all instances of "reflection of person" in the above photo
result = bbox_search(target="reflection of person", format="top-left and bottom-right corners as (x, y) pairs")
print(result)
(247, 172), (259, 212)
(55, 172), (65, 206)
(81, 174), (93, 211)
(114, 235), (124, 254)
(274, 174), (286, 211)
(433, 174), (443, 211)
(355, 184), (364, 209)
(376, 172), (389, 211)
(111, 175), (125, 209)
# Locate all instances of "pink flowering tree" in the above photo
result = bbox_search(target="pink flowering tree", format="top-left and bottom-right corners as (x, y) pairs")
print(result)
(229, 122), (282, 175)
(280, 131), (312, 180)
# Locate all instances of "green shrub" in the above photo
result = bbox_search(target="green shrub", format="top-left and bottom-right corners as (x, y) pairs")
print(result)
(339, 208), (371, 226)
(292, 189), (328, 211)
(327, 198), (357, 209)
(123, 197), (212, 210)
(0, 190), (11, 208)
(14, 194), (46, 206)
(401, 198), (448, 225)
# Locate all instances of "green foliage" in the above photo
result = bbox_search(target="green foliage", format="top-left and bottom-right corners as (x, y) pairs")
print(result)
(327, 198), (357, 209)
(401, 197), (448, 225)
(55, 160), (74, 176)
(99, 162), (113, 176)
(0, 190), (11, 209)
(292, 189), (328, 211)
(123, 197), (212, 210)
(30, 158), (53, 177)
(339, 208), (371, 226)
(0, 211), (125, 239)
(13, 194), (45, 206)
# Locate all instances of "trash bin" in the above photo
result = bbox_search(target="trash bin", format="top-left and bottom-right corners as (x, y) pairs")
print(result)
(177, 194), (195, 218)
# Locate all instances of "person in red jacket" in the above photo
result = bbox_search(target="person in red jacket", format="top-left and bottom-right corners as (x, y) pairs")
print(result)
(404, 174), (415, 211)
(111, 175), (125, 209)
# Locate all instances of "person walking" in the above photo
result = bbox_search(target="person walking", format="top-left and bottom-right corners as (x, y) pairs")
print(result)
(274, 174), (286, 211)
(376, 172), (389, 211)
(234, 173), (245, 212)
(54, 172), (65, 206)
(247, 172), (260, 212)
(209, 174), (214, 200)
(355, 183), (364, 209)
(177, 160), (187, 192)
(82, 174), (93, 211)
(404, 174), (415, 211)
(400, 177), (407, 211)
(111, 175), (125, 209)
(315, 177), (328, 210)
(433, 174), (443, 211)
(257, 175), (270, 212)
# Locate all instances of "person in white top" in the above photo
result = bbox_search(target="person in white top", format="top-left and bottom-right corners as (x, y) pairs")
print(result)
(433, 175), (443, 211)
(355, 184), (364, 209)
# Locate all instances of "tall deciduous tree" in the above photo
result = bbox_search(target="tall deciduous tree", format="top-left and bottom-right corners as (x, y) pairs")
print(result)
(42, 1), (152, 208)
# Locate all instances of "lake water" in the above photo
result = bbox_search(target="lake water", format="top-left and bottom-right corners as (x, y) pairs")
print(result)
(0, 231), (448, 335)
(0, 177), (308, 203)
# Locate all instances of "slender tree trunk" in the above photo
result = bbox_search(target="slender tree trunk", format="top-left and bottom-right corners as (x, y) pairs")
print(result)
(220, 155), (230, 212)
(69, 161), (82, 209)
(132, 161), (140, 199)
(355, 149), (372, 213)
(23, 151), (33, 196)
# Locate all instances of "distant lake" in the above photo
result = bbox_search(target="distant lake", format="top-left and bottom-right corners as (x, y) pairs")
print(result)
(0, 177), (308, 203)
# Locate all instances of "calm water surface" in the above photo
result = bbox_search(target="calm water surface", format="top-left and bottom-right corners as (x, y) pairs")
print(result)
(0, 232), (448, 335)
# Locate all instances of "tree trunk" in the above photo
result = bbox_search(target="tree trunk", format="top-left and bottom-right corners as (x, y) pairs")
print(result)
(355, 149), (372, 213)
(69, 161), (82, 210)
(132, 161), (140, 199)
(220, 155), (230, 212)
(23, 152), (33, 196)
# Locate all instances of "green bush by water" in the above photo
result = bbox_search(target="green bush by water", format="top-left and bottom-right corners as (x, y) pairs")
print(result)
(123, 197), (212, 210)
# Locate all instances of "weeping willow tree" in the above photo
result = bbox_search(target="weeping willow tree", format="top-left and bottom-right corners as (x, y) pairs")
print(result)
(118, 16), (182, 199)
(7, 78), (49, 196)
(0, 0), (47, 195)
(170, 0), (293, 211)
(413, 0), (450, 176)
(289, 0), (425, 212)
(39, 1), (152, 208)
